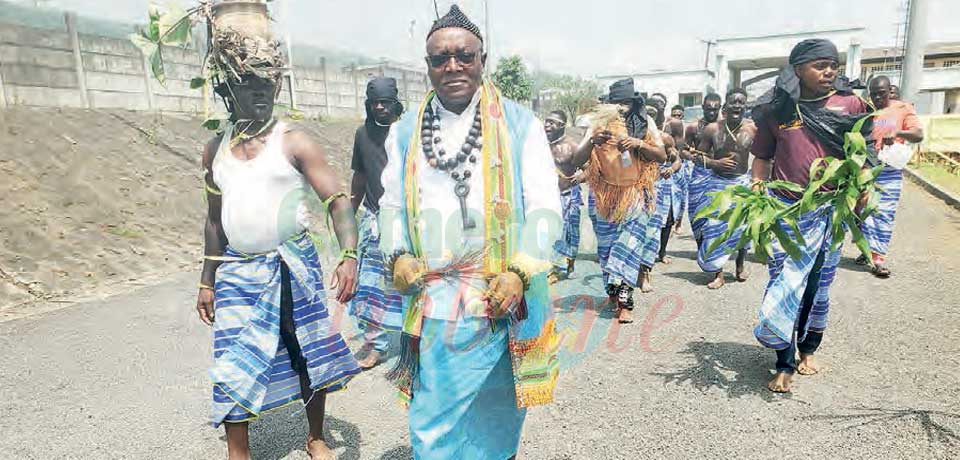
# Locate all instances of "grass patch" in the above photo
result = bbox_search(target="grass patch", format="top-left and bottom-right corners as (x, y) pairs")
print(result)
(106, 227), (143, 239)
(911, 162), (960, 197)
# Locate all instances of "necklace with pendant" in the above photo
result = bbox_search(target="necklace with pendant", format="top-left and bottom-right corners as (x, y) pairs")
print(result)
(420, 103), (483, 229)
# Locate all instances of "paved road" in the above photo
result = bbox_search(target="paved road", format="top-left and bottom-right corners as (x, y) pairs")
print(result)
(3, 180), (959, 460)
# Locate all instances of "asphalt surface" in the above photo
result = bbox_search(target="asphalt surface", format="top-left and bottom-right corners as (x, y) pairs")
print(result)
(2, 180), (958, 460)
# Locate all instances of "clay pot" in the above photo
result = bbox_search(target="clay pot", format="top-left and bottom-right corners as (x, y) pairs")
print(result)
(211, 0), (271, 39)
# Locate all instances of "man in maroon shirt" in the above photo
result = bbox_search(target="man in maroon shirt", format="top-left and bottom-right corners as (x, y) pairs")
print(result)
(751, 39), (871, 393)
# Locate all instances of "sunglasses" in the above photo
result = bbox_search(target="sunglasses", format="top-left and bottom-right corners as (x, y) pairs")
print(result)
(425, 51), (481, 69)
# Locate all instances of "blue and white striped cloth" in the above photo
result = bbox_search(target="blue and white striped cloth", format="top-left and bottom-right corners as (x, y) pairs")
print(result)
(686, 164), (712, 242)
(697, 172), (751, 273)
(553, 185), (583, 264)
(755, 197), (841, 350)
(589, 190), (659, 288)
(654, 165), (684, 229)
(210, 234), (361, 427)
(350, 206), (403, 334)
(860, 166), (904, 258)
(674, 160), (693, 226)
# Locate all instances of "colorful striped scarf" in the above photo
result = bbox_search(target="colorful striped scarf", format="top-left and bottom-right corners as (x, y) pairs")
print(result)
(386, 80), (560, 408)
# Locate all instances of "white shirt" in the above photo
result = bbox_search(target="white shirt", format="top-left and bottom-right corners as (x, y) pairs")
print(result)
(379, 90), (562, 319)
(213, 122), (309, 254)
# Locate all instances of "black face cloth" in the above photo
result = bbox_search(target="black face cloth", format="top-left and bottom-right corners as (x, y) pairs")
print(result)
(624, 107), (649, 141)
(797, 102), (878, 166)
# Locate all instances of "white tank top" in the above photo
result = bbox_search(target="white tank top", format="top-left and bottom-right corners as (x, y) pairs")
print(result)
(212, 122), (309, 254)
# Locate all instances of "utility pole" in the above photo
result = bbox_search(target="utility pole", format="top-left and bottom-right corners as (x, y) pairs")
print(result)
(698, 39), (716, 70)
(900, 0), (928, 104)
(277, 0), (297, 109)
(483, 0), (491, 60)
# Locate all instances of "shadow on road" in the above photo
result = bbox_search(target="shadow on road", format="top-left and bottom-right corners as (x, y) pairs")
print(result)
(835, 255), (873, 274)
(664, 249), (699, 261)
(802, 407), (960, 447)
(248, 405), (362, 460)
(660, 271), (706, 286)
(378, 445), (413, 459)
(554, 294), (617, 321)
(652, 340), (789, 403)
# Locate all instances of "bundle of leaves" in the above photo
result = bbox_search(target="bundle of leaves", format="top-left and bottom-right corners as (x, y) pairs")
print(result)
(131, 2), (282, 87)
(696, 115), (883, 261)
(130, 3), (201, 85)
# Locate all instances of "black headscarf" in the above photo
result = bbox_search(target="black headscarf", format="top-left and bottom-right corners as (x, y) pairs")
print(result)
(753, 39), (876, 163)
(364, 77), (404, 126)
(606, 78), (649, 139)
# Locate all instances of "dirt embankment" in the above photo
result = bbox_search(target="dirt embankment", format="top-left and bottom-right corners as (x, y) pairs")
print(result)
(0, 107), (358, 312)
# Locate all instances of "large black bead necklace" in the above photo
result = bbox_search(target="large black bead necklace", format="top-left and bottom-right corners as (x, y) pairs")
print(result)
(420, 104), (483, 229)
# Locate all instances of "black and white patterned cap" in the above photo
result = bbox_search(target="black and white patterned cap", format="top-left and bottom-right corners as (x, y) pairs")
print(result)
(428, 4), (483, 43)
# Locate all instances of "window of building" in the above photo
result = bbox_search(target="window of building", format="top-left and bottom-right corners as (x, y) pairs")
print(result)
(679, 92), (702, 107)
(944, 60), (960, 68)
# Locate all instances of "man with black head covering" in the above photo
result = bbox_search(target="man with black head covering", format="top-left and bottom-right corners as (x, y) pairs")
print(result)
(348, 77), (404, 369)
(378, 5), (562, 459)
(571, 78), (666, 322)
(751, 38), (872, 393)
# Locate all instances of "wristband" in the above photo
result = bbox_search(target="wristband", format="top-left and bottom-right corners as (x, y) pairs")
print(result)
(198, 283), (214, 291)
(339, 248), (358, 262)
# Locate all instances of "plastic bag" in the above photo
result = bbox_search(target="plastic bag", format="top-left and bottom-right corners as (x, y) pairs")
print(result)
(877, 143), (914, 170)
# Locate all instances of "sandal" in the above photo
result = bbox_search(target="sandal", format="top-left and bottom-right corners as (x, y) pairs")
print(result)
(871, 264), (891, 278)
(617, 285), (635, 323)
(605, 283), (619, 304)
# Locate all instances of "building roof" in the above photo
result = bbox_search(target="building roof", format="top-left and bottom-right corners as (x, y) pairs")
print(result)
(597, 68), (714, 79)
(862, 41), (960, 61)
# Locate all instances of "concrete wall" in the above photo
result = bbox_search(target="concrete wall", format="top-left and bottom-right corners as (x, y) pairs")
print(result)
(0, 15), (430, 118)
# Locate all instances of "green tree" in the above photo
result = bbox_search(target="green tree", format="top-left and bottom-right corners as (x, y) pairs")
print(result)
(492, 55), (534, 102)
(536, 74), (602, 121)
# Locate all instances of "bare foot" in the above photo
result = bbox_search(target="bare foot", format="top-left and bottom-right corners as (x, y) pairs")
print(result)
(657, 255), (672, 264)
(639, 273), (653, 293)
(796, 353), (820, 375)
(358, 350), (382, 370)
(618, 308), (634, 324)
(707, 272), (725, 290)
(767, 372), (792, 393)
(735, 266), (749, 282)
(306, 436), (336, 460)
(547, 271), (560, 285)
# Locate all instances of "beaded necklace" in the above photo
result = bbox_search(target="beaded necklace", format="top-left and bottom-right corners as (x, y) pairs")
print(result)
(420, 102), (483, 229)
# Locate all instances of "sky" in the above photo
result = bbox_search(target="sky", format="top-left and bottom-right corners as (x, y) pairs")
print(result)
(33, 0), (960, 77)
